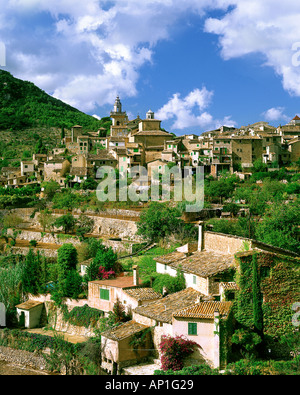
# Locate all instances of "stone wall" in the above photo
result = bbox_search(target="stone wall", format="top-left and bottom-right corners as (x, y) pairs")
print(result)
(1, 207), (141, 241)
(203, 231), (251, 255)
(7, 228), (81, 246)
(10, 246), (59, 258)
(0, 345), (47, 371)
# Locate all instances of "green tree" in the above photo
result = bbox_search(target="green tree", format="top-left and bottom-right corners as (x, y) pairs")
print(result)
(54, 213), (77, 234)
(38, 209), (54, 232)
(93, 246), (118, 271)
(64, 269), (82, 299)
(55, 244), (79, 299)
(205, 174), (237, 203)
(42, 180), (60, 200)
(256, 201), (300, 254)
(82, 177), (98, 190)
(76, 214), (95, 239)
(22, 249), (41, 295)
(137, 202), (182, 242)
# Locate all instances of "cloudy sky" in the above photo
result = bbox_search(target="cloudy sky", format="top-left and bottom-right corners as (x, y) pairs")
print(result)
(1, 0), (300, 135)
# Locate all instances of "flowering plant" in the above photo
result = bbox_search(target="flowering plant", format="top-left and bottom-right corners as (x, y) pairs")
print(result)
(97, 266), (115, 280)
(159, 335), (199, 371)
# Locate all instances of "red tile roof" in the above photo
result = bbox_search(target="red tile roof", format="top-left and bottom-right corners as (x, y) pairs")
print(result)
(173, 301), (232, 319)
(90, 275), (134, 288)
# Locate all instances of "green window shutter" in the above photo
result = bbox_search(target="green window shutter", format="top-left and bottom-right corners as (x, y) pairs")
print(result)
(100, 288), (110, 300)
(188, 322), (197, 335)
(193, 275), (196, 284)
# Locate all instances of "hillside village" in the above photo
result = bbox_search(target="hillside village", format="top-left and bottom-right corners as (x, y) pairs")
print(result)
(0, 95), (299, 376)
(1, 95), (300, 190)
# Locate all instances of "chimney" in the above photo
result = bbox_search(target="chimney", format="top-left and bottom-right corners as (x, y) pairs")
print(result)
(133, 265), (139, 286)
(198, 221), (204, 251)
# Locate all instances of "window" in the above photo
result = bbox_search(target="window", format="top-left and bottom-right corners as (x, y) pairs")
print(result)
(123, 157), (126, 161)
(164, 264), (167, 271)
(193, 275), (196, 285)
(100, 288), (109, 300)
(188, 322), (197, 335)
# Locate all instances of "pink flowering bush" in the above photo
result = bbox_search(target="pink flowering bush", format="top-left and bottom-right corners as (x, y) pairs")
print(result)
(159, 335), (200, 371)
(97, 266), (115, 280)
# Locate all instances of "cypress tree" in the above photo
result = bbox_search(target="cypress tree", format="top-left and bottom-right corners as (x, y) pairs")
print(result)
(252, 253), (263, 334)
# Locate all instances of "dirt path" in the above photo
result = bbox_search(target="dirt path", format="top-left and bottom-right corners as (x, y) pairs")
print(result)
(24, 328), (89, 344)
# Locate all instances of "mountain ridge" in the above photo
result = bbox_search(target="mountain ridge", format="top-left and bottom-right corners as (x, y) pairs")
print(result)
(0, 70), (111, 132)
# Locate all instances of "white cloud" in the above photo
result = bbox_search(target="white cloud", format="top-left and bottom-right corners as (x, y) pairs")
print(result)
(262, 107), (290, 123)
(156, 88), (236, 131)
(2, 0), (300, 115)
(0, 1), (226, 112)
(204, 0), (300, 96)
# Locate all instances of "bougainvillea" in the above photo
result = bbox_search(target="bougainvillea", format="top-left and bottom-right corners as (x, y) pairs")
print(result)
(159, 335), (200, 371)
(97, 266), (115, 280)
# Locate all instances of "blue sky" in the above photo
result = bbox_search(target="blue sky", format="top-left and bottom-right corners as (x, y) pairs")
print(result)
(1, 0), (300, 135)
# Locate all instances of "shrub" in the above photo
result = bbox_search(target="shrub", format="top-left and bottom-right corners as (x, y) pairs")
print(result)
(154, 364), (219, 375)
(64, 304), (104, 328)
(159, 335), (200, 371)
(152, 268), (185, 295)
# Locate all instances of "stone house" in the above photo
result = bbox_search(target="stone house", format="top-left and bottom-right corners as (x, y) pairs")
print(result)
(155, 250), (236, 298)
(101, 320), (152, 374)
(1, 166), (19, 178)
(132, 287), (201, 355)
(15, 300), (44, 329)
(288, 137), (300, 163)
(20, 160), (35, 177)
(69, 166), (89, 185)
(147, 159), (169, 181)
(172, 300), (232, 368)
(87, 151), (117, 177)
(231, 136), (263, 170)
(43, 158), (70, 183)
(88, 266), (161, 315)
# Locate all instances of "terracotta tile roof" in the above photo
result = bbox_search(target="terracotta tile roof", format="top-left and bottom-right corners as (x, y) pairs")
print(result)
(102, 320), (149, 341)
(133, 288), (202, 324)
(219, 282), (239, 291)
(155, 251), (186, 264)
(87, 150), (116, 161)
(135, 130), (172, 136)
(173, 301), (232, 319)
(156, 250), (235, 278)
(15, 300), (43, 310)
(70, 167), (88, 176)
(90, 275), (135, 289)
(123, 287), (162, 302)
